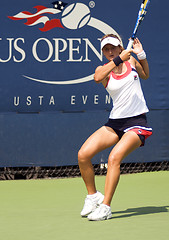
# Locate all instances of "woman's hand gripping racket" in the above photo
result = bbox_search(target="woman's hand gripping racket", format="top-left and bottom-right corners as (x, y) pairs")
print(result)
(127, 0), (150, 50)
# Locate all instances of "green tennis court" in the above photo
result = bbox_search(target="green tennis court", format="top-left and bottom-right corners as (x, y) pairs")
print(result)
(0, 171), (169, 240)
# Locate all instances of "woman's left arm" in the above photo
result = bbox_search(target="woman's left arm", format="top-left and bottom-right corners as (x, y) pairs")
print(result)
(131, 38), (150, 80)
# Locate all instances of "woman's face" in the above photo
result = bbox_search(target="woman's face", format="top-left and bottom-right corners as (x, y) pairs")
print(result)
(102, 44), (121, 61)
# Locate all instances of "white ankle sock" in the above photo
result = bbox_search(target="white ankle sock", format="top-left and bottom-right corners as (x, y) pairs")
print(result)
(87, 191), (99, 199)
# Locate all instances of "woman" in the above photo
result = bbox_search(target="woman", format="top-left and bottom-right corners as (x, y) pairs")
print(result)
(78, 34), (152, 221)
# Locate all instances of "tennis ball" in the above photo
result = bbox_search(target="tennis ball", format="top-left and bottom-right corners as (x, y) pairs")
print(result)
(61, 3), (91, 29)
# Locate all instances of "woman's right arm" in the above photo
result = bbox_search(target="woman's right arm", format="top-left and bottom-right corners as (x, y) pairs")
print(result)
(94, 61), (116, 84)
(94, 63), (115, 87)
(94, 49), (132, 84)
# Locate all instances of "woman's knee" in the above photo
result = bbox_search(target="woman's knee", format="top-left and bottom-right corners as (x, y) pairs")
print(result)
(108, 153), (121, 168)
(78, 147), (91, 164)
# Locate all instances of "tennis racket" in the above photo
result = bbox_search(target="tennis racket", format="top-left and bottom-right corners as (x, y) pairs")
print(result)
(127, 0), (150, 49)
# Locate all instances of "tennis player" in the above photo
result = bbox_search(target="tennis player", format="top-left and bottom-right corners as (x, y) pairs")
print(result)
(78, 34), (153, 221)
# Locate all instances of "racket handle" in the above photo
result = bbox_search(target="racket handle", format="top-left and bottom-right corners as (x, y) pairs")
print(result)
(127, 38), (134, 50)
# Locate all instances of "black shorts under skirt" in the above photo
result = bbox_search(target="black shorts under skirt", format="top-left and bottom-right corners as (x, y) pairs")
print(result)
(104, 114), (153, 146)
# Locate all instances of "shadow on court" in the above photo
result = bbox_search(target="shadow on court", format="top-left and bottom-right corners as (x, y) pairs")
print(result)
(111, 206), (169, 219)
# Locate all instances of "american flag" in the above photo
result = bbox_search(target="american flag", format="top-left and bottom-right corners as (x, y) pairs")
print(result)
(8, 1), (68, 32)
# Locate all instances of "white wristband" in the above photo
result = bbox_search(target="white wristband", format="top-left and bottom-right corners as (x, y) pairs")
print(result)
(137, 50), (146, 60)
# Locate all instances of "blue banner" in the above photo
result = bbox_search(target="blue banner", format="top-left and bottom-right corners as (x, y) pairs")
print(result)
(2, 0), (168, 113)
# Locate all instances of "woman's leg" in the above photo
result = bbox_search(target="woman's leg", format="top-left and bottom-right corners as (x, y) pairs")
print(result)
(103, 131), (142, 206)
(78, 126), (119, 195)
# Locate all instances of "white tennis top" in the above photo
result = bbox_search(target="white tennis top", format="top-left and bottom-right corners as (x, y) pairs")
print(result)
(105, 61), (149, 119)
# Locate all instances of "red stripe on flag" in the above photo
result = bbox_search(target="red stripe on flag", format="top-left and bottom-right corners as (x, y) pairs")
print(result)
(34, 5), (47, 12)
(39, 19), (64, 32)
(8, 16), (23, 20)
(21, 11), (33, 15)
(24, 15), (44, 25)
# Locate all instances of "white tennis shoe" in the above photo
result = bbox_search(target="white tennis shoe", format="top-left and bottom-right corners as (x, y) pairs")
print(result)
(87, 204), (112, 221)
(80, 191), (104, 217)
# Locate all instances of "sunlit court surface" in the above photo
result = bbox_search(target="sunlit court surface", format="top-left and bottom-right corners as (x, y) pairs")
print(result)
(0, 171), (169, 240)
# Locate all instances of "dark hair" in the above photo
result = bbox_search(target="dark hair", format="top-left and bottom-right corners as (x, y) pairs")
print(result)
(101, 34), (121, 42)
